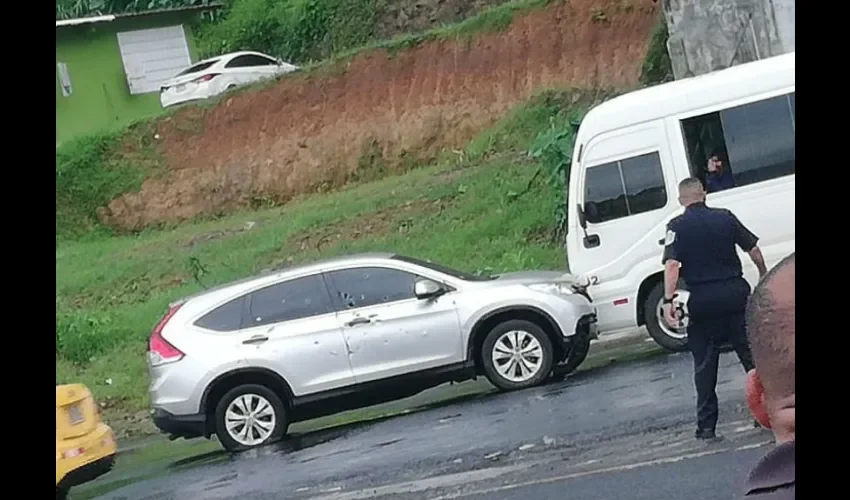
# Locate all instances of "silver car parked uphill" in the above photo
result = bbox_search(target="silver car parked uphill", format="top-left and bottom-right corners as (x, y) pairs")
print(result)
(148, 253), (597, 451)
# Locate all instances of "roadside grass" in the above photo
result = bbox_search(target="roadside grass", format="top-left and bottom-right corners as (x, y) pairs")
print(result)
(57, 89), (600, 441)
(69, 338), (666, 500)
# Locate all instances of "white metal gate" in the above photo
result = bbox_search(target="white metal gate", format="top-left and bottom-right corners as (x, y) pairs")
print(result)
(116, 25), (192, 95)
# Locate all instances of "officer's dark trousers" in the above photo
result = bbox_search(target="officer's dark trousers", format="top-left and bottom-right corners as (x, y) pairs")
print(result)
(687, 278), (756, 432)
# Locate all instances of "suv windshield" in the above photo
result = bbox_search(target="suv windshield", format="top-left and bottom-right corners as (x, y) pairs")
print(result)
(391, 255), (494, 281)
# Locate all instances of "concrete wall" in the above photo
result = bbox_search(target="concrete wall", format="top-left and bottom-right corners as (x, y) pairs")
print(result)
(663, 0), (794, 79)
(55, 14), (200, 145)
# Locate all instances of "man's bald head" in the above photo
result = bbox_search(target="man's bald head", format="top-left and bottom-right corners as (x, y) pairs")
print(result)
(677, 177), (706, 206)
(746, 252), (795, 400)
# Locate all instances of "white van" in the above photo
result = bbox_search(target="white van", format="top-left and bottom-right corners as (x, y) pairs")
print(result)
(565, 52), (795, 351)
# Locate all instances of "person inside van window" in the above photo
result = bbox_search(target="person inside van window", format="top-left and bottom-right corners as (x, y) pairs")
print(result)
(705, 147), (736, 193)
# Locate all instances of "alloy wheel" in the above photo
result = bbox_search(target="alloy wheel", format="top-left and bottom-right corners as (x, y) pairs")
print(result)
(224, 393), (277, 447)
(490, 330), (544, 383)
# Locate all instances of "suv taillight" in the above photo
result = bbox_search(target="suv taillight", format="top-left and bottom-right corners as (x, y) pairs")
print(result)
(148, 304), (184, 367)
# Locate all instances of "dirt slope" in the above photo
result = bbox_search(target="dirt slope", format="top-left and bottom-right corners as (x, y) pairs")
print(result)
(100, 0), (660, 230)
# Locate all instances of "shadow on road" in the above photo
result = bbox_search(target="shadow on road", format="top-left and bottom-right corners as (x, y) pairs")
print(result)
(171, 347), (670, 470)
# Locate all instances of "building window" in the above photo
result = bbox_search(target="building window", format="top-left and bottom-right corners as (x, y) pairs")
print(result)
(583, 152), (668, 224)
(116, 25), (193, 95)
(680, 92), (795, 193)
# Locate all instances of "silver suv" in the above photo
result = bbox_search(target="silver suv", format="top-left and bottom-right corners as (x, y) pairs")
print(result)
(147, 253), (597, 451)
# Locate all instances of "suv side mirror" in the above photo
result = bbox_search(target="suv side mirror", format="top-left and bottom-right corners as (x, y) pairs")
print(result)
(414, 279), (445, 299)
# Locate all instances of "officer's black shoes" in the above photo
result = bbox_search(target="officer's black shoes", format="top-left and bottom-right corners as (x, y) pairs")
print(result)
(753, 419), (762, 428)
(695, 429), (725, 442)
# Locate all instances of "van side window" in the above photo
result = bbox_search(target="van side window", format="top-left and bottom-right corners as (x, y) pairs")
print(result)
(584, 152), (667, 224)
(681, 92), (795, 192)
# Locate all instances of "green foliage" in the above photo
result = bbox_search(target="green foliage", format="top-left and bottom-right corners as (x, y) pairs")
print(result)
(56, 309), (120, 365)
(195, 0), (379, 63)
(372, 0), (554, 55)
(521, 89), (618, 238)
(640, 14), (673, 86)
(528, 115), (577, 238)
(55, 0), (218, 20)
(195, 0), (552, 65)
(55, 131), (159, 241)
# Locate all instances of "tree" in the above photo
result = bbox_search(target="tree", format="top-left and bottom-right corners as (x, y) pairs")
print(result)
(55, 0), (218, 21)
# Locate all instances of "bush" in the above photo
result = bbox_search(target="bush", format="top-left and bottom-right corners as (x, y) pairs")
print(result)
(640, 14), (673, 85)
(56, 309), (118, 365)
(195, 0), (379, 63)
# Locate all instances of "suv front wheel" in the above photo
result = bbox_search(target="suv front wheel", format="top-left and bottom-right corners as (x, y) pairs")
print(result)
(214, 384), (288, 452)
(481, 319), (554, 391)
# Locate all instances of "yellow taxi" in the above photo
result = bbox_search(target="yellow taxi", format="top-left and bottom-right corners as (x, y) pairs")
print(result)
(56, 384), (116, 500)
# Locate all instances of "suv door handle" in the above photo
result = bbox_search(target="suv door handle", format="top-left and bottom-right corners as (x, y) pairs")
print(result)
(346, 317), (371, 327)
(242, 335), (269, 345)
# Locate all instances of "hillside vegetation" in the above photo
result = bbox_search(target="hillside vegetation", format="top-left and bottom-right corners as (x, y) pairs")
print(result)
(194, 0), (521, 64)
(56, 89), (615, 438)
(56, 0), (661, 238)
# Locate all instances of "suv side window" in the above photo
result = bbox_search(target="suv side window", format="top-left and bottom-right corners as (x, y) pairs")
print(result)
(225, 55), (277, 68)
(194, 296), (246, 332)
(247, 274), (333, 327)
(680, 92), (795, 192)
(583, 151), (667, 224)
(325, 267), (417, 310)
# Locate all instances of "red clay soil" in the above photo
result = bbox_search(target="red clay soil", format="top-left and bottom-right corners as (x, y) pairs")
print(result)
(99, 0), (661, 230)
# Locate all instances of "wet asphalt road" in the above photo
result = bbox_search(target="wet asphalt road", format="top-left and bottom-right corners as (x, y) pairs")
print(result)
(455, 445), (765, 500)
(99, 349), (767, 500)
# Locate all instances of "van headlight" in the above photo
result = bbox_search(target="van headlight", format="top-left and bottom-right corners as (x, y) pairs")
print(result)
(528, 283), (574, 295)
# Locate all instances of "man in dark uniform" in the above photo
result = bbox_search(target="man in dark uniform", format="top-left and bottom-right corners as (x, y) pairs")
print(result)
(661, 177), (768, 440)
(742, 252), (795, 499)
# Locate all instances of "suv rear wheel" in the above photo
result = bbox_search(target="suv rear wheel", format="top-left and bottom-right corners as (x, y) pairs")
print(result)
(481, 319), (554, 391)
(214, 384), (288, 452)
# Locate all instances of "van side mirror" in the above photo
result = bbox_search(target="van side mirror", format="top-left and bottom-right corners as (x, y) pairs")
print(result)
(414, 279), (445, 299)
(576, 203), (600, 248)
(576, 204), (587, 229)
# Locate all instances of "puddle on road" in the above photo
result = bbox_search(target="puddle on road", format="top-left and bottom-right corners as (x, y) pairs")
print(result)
(438, 413), (462, 423)
(167, 425), (356, 470)
(372, 438), (404, 448)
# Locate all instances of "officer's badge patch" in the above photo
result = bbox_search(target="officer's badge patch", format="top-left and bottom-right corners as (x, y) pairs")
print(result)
(664, 230), (676, 246)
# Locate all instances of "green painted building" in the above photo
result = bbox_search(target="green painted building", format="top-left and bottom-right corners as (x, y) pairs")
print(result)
(55, 5), (220, 145)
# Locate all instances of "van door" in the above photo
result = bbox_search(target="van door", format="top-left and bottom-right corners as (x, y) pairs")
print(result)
(572, 122), (680, 331)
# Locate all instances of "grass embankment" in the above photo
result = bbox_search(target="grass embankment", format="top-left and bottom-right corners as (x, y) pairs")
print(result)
(54, 0), (564, 242)
(56, 89), (610, 439)
(194, 0), (546, 65)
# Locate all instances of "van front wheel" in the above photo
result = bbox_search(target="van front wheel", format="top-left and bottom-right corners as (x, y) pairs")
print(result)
(644, 282), (689, 352)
